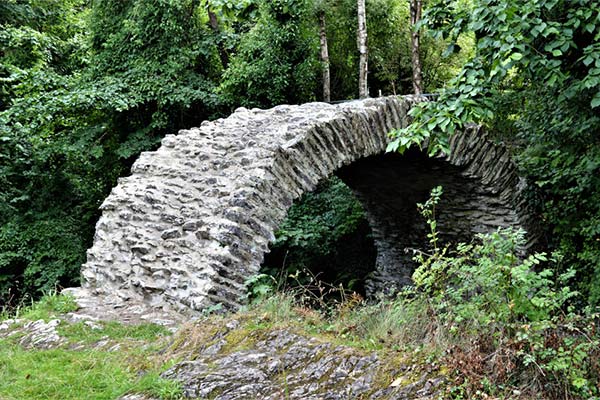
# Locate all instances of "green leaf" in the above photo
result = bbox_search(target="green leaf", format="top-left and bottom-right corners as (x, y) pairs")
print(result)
(591, 93), (600, 108)
(582, 55), (595, 66)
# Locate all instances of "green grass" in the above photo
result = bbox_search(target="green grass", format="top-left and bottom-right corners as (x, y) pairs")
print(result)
(59, 320), (171, 345)
(0, 342), (183, 400)
(0, 293), (183, 400)
(3, 292), (79, 322)
(0, 344), (134, 400)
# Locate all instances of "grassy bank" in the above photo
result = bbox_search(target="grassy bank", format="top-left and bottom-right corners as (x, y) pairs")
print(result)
(0, 294), (182, 400)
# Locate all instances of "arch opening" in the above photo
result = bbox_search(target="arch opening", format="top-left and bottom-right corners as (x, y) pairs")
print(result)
(337, 147), (520, 296)
(261, 146), (519, 302)
(260, 176), (377, 300)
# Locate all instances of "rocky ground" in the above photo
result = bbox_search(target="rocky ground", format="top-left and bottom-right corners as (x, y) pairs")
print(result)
(0, 289), (448, 399)
(160, 323), (445, 400)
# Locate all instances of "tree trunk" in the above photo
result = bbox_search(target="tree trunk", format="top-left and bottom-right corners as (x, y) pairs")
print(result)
(319, 11), (331, 102)
(410, 0), (423, 95)
(208, 8), (229, 70)
(357, 0), (368, 99)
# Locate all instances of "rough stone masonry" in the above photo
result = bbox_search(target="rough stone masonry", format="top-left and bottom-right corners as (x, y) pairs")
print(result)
(79, 95), (538, 315)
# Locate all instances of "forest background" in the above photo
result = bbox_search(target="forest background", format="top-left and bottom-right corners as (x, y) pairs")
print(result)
(0, 0), (599, 311)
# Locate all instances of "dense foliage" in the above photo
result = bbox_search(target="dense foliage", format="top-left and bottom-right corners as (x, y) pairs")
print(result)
(406, 188), (599, 398)
(261, 177), (375, 294)
(1, 0), (463, 307)
(219, 0), (320, 107)
(389, 0), (600, 305)
(0, 0), (93, 303)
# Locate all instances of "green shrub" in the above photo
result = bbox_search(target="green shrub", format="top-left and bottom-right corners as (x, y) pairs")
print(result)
(405, 187), (600, 398)
(0, 216), (88, 310)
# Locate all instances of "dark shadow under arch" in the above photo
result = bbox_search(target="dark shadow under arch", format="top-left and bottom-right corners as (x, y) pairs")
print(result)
(338, 148), (521, 295)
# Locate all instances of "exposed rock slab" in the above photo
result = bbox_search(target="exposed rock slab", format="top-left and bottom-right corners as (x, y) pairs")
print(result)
(162, 327), (444, 399)
(62, 287), (185, 330)
(0, 318), (64, 349)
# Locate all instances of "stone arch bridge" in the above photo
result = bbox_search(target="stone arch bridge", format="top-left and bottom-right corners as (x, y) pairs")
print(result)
(80, 95), (537, 315)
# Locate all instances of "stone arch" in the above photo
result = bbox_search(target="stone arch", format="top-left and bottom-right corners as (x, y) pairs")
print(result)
(81, 96), (537, 315)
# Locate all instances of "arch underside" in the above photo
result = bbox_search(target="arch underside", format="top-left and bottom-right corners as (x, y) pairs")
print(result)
(337, 148), (524, 296)
(81, 95), (537, 315)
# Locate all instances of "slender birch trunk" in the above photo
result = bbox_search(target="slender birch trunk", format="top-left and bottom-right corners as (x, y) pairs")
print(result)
(357, 0), (368, 99)
(319, 11), (331, 102)
(410, 0), (423, 95)
(207, 8), (229, 70)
